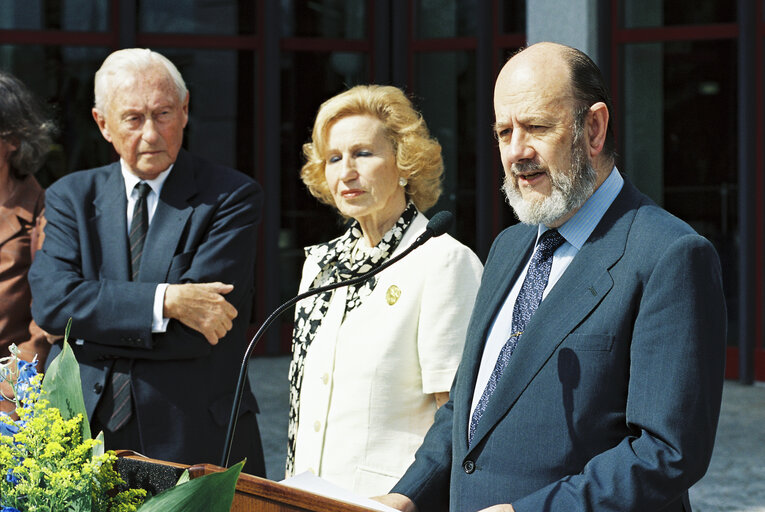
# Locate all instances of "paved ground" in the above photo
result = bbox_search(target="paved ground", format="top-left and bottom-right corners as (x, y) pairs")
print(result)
(249, 356), (765, 510)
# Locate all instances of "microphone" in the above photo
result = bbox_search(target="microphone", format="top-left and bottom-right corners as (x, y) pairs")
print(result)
(220, 211), (454, 468)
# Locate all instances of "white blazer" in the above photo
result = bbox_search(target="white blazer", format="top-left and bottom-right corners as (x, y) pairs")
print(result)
(291, 213), (483, 496)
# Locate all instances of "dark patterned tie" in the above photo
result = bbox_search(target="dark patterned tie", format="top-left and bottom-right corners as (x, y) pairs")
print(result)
(468, 230), (566, 445)
(106, 182), (151, 431)
(129, 182), (151, 281)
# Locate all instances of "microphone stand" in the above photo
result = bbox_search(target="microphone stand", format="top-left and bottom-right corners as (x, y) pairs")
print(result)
(220, 223), (445, 468)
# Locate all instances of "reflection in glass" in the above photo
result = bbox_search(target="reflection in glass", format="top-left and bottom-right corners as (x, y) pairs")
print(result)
(156, 49), (256, 175)
(138, 0), (255, 35)
(414, 51), (477, 249)
(499, 0), (526, 34)
(282, 0), (366, 39)
(622, 40), (737, 342)
(0, 45), (111, 186)
(623, 0), (734, 28)
(415, 0), (476, 38)
(280, 51), (369, 302)
(0, 0), (107, 31)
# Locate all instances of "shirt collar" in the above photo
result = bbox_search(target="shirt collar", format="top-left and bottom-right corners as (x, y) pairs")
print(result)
(120, 159), (173, 199)
(538, 166), (624, 250)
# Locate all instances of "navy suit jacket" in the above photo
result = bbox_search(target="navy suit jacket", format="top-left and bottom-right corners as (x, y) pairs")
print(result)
(29, 149), (263, 468)
(392, 178), (726, 511)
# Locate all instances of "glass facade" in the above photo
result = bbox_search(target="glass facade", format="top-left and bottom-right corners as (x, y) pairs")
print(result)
(414, 51), (477, 248)
(0, 1), (108, 31)
(622, 0), (735, 28)
(138, 1), (256, 35)
(415, 0), (477, 38)
(621, 40), (739, 343)
(281, 0), (366, 39)
(0, 45), (110, 186)
(0, 0), (762, 372)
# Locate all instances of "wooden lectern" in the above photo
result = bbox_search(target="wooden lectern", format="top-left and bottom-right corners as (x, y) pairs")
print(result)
(116, 451), (382, 512)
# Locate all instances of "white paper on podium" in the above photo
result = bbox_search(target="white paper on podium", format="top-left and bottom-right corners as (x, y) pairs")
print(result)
(279, 471), (399, 512)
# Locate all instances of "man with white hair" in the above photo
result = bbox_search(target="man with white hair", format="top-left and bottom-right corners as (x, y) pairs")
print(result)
(29, 48), (265, 476)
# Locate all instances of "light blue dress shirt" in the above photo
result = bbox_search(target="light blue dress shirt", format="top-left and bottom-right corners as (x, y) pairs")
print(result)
(469, 168), (624, 420)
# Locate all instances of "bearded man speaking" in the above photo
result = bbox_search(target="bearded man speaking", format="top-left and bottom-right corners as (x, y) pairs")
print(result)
(377, 42), (727, 512)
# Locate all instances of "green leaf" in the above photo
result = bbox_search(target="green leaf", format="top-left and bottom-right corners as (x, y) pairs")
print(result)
(42, 338), (91, 441)
(176, 469), (191, 485)
(93, 430), (105, 459)
(137, 461), (244, 512)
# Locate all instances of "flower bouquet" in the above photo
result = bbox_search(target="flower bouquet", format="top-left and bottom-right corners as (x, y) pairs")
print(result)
(0, 326), (243, 512)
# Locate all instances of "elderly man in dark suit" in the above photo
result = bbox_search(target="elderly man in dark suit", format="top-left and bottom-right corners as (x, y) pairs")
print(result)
(28, 48), (265, 476)
(378, 42), (726, 512)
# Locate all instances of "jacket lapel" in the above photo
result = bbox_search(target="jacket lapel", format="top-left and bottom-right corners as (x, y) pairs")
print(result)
(454, 225), (537, 450)
(466, 181), (642, 451)
(92, 164), (130, 280)
(138, 150), (195, 283)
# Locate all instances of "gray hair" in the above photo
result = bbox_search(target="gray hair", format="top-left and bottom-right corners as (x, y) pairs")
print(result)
(0, 71), (55, 178)
(93, 48), (187, 113)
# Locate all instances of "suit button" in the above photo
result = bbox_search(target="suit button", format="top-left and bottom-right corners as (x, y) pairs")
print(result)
(93, 382), (103, 394)
(463, 460), (475, 474)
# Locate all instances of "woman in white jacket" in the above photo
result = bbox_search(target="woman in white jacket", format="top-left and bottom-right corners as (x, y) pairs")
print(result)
(287, 85), (482, 496)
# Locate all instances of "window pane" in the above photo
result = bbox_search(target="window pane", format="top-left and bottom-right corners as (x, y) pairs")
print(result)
(414, 51), (477, 249)
(280, 51), (369, 302)
(282, 0), (366, 39)
(0, 0), (107, 31)
(138, 0), (255, 35)
(415, 0), (476, 38)
(0, 45), (111, 186)
(623, 0), (735, 28)
(156, 49), (257, 176)
(621, 40), (738, 343)
(499, 0), (526, 34)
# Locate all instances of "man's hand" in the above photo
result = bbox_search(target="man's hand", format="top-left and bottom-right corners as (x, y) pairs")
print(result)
(371, 493), (418, 512)
(479, 505), (515, 512)
(163, 282), (238, 345)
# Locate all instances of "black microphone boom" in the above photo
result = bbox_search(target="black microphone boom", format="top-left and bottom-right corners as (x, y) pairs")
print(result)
(220, 211), (454, 468)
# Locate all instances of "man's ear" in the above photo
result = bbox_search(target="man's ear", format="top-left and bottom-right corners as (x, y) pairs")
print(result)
(585, 102), (609, 159)
(92, 108), (113, 143)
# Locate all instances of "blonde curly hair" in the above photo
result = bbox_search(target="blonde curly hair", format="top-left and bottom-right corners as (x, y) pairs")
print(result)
(301, 85), (443, 212)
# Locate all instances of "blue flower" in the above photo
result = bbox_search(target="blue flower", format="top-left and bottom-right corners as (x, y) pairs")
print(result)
(0, 414), (18, 437)
(5, 468), (19, 485)
(16, 359), (38, 384)
(1, 506), (22, 512)
(13, 359), (39, 405)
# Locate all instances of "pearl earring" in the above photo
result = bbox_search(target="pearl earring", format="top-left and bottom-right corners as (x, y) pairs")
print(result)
(398, 176), (408, 187)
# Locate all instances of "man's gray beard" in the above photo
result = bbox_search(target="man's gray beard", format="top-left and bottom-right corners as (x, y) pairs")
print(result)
(502, 135), (597, 226)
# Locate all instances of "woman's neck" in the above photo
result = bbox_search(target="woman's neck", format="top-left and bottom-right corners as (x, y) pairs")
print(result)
(356, 199), (407, 247)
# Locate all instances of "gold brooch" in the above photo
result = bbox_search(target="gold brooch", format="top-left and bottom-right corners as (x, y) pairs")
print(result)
(386, 285), (402, 305)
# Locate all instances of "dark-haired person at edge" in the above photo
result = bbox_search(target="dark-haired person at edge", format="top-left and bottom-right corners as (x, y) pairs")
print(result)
(0, 71), (52, 414)
(287, 85), (483, 496)
(376, 42), (726, 512)
(28, 48), (266, 476)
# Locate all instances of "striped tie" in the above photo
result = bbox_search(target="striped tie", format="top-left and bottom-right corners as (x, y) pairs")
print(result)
(468, 230), (566, 445)
(106, 182), (151, 431)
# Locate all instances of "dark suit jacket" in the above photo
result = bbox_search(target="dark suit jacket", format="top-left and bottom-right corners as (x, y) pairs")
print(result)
(29, 149), (263, 469)
(392, 178), (727, 512)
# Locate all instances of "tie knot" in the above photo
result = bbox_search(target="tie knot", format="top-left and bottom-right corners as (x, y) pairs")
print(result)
(536, 230), (565, 259)
(135, 182), (151, 199)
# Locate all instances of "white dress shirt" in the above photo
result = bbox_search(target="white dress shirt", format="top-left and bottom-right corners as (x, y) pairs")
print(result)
(120, 161), (173, 333)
